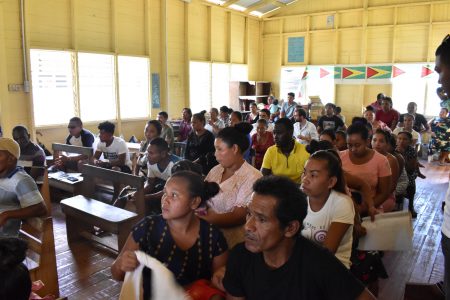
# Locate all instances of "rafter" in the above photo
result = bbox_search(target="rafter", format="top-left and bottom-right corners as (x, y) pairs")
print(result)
(223, 0), (241, 7)
(262, 0), (299, 18)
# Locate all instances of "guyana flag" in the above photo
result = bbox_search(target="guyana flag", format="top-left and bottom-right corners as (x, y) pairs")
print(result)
(366, 66), (392, 79)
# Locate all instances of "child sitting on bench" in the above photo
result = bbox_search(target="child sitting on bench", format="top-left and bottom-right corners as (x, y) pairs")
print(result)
(114, 138), (180, 214)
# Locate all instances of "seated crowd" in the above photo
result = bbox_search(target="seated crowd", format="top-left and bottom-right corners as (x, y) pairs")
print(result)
(2, 87), (449, 300)
(0, 85), (449, 299)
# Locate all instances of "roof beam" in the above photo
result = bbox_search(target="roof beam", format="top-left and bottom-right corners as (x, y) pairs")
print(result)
(223, 0), (241, 7)
(262, 0), (298, 18)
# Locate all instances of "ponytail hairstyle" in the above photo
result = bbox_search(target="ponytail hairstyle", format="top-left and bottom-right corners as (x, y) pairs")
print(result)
(306, 139), (335, 154)
(0, 238), (31, 300)
(308, 150), (347, 194)
(193, 111), (207, 126)
(171, 171), (219, 206)
(216, 122), (253, 154)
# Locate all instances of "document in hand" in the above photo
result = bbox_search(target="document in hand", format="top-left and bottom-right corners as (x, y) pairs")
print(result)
(358, 211), (413, 251)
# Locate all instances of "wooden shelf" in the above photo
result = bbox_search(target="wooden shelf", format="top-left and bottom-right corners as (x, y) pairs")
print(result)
(230, 81), (271, 111)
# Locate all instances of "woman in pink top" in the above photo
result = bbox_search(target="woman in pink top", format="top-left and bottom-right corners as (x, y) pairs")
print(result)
(371, 129), (400, 212)
(198, 123), (262, 247)
(340, 123), (392, 209)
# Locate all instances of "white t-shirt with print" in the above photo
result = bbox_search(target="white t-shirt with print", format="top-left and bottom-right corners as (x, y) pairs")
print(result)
(301, 190), (355, 268)
(147, 155), (180, 181)
(96, 137), (132, 169)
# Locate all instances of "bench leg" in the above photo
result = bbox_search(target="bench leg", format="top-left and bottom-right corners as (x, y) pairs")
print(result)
(65, 215), (90, 245)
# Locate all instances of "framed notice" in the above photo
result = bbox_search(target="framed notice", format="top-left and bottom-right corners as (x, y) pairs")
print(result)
(287, 37), (305, 63)
(151, 73), (160, 108)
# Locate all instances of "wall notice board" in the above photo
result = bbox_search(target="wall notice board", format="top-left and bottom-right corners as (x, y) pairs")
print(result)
(151, 73), (160, 108)
(288, 37), (305, 63)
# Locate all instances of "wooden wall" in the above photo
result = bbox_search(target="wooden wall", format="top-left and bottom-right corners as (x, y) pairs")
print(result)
(261, 0), (450, 121)
(0, 0), (260, 146)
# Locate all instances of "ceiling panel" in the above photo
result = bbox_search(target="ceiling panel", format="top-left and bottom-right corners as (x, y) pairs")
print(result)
(235, 0), (261, 7)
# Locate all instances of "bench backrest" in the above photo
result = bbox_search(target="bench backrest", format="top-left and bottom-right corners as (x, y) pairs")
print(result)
(20, 168), (59, 297)
(80, 164), (146, 219)
(52, 143), (94, 160)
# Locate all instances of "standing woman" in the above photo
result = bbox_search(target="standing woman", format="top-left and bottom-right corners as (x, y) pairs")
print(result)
(340, 124), (392, 210)
(177, 108), (193, 142)
(301, 150), (355, 269)
(185, 112), (216, 174)
(199, 124), (262, 247)
(371, 129), (400, 212)
(111, 171), (228, 300)
(429, 107), (450, 165)
(251, 119), (274, 170)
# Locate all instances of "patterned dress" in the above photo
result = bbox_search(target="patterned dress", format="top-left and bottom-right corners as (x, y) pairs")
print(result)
(431, 117), (450, 152)
(132, 215), (228, 299)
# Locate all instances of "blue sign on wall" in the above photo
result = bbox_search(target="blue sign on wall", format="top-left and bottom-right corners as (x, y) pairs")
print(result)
(288, 37), (305, 63)
(151, 73), (160, 108)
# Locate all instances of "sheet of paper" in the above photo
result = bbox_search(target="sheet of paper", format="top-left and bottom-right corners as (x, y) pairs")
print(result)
(358, 211), (413, 251)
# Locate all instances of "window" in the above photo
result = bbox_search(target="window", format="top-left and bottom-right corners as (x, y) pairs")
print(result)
(391, 63), (440, 117)
(30, 49), (151, 127)
(78, 53), (116, 122)
(30, 49), (76, 126)
(189, 62), (248, 112)
(189, 62), (211, 114)
(118, 56), (150, 119)
(281, 66), (334, 105)
(212, 63), (230, 109)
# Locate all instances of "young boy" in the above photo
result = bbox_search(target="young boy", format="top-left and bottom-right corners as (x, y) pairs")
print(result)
(396, 131), (419, 218)
(114, 138), (179, 213)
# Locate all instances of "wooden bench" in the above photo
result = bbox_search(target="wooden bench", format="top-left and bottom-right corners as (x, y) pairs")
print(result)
(60, 165), (146, 253)
(61, 195), (138, 253)
(52, 143), (94, 168)
(50, 143), (94, 195)
(20, 168), (59, 297)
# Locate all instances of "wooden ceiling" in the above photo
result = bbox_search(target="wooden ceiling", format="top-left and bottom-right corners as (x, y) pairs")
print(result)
(204, 0), (298, 18)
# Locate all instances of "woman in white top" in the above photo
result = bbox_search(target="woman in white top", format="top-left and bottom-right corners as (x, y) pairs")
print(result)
(198, 123), (262, 247)
(301, 150), (355, 268)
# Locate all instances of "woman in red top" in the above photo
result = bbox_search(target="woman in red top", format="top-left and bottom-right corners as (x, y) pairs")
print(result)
(251, 119), (274, 170)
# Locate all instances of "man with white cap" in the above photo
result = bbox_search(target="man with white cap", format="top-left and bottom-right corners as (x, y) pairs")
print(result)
(0, 137), (47, 237)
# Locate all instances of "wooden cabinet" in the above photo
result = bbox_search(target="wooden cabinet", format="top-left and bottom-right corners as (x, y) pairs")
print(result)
(229, 81), (271, 112)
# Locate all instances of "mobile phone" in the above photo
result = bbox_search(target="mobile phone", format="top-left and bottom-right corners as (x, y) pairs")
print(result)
(66, 176), (79, 182)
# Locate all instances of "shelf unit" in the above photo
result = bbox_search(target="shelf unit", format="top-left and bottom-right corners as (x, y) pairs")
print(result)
(229, 81), (271, 111)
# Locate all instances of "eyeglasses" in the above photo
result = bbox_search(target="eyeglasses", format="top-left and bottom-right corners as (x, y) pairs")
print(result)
(67, 126), (76, 129)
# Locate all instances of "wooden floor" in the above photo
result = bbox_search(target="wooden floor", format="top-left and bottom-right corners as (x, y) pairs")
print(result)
(51, 161), (450, 300)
